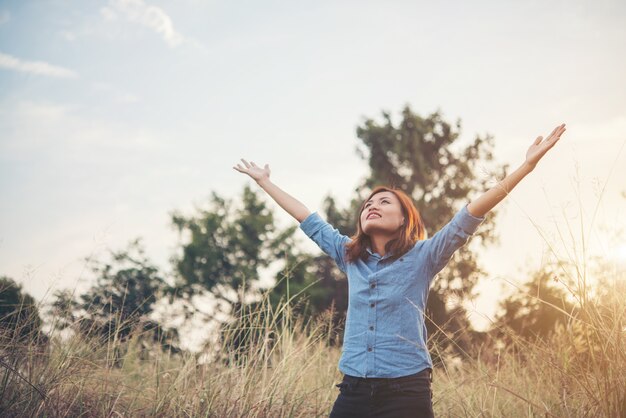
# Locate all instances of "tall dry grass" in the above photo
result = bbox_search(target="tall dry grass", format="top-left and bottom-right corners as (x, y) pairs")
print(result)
(0, 285), (345, 417)
(1, 259), (624, 417)
(432, 285), (626, 417)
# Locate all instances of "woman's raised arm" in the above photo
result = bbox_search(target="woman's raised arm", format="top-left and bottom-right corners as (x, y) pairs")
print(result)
(467, 123), (567, 218)
(233, 158), (312, 223)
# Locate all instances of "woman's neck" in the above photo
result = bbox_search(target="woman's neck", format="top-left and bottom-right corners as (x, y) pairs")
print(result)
(369, 234), (396, 257)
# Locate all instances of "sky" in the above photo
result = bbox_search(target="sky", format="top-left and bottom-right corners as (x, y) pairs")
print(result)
(1, 0), (625, 334)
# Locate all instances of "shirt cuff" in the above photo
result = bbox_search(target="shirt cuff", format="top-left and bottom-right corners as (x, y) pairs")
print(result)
(456, 203), (486, 234)
(299, 211), (323, 236)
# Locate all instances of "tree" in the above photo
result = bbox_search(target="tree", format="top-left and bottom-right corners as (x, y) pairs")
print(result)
(0, 276), (44, 345)
(267, 211), (349, 335)
(51, 239), (178, 357)
(171, 184), (347, 357)
(170, 185), (294, 310)
(493, 266), (577, 342)
(319, 106), (508, 354)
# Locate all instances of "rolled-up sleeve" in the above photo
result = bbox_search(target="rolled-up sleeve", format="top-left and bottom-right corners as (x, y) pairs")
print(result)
(423, 203), (486, 277)
(299, 212), (351, 273)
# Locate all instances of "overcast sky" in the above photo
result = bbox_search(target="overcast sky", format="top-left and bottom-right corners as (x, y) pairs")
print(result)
(1, 0), (625, 331)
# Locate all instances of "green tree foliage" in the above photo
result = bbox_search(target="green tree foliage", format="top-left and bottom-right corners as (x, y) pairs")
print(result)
(0, 276), (44, 345)
(170, 185), (296, 310)
(170, 184), (345, 355)
(318, 106), (508, 353)
(51, 239), (178, 356)
(494, 267), (577, 342)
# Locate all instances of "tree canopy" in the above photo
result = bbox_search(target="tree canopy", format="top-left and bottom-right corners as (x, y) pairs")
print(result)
(51, 239), (178, 355)
(0, 276), (43, 345)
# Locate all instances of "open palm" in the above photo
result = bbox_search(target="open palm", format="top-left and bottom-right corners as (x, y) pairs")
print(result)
(233, 158), (270, 182)
(526, 123), (566, 168)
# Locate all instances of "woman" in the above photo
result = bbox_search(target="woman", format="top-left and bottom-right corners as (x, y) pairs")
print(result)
(233, 123), (566, 417)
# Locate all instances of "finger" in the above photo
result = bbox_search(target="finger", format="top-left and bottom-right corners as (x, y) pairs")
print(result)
(549, 131), (565, 147)
(553, 123), (566, 137)
(240, 158), (251, 168)
(534, 136), (543, 145)
(547, 138), (559, 149)
(264, 163), (269, 170)
(547, 125), (559, 139)
(552, 125), (566, 141)
(250, 161), (258, 167)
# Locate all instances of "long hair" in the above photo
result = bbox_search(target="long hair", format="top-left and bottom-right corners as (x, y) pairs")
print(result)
(345, 186), (426, 263)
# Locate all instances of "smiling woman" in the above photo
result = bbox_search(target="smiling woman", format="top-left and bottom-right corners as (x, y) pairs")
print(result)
(346, 187), (426, 264)
(232, 123), (566, 418)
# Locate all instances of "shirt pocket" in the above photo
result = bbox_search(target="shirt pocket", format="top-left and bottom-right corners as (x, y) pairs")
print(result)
(386, 260), (419, 302)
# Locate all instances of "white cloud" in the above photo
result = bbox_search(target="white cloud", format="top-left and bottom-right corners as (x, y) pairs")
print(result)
(0, 52), (77, 78)
(12, 101), (72, 123)
(60, 30), (77, 42)
(105, 0), (184, 47)
(100, 7), (117, 21)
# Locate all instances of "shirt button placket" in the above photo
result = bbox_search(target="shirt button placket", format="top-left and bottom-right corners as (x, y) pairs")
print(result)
(367, 276), (377, 375)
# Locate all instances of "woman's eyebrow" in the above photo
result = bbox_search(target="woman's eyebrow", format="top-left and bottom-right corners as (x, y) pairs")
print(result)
(365, 196), (389, 203)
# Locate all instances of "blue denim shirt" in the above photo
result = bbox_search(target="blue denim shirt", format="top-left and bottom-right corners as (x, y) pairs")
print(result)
(299, 203), (486, 378)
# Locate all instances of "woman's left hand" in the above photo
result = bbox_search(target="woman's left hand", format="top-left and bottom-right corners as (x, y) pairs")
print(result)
(525, 123), (566, 169)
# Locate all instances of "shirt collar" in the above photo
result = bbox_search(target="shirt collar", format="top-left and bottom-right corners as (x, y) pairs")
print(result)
(367, 246), (390, 260)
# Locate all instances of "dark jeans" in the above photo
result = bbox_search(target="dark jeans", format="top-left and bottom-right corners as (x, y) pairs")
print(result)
(329, 368), (434, 418)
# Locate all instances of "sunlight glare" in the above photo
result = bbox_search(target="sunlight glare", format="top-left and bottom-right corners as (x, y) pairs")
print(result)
(614, 244), (626, 264)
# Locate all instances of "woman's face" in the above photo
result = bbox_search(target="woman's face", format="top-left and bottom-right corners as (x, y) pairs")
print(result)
(360, 191), (405, 236)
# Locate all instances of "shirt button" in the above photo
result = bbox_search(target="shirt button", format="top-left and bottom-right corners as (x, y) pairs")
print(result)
(400, 257), (404, 261)
(370, 283), (376, 289)
(370, 303), (375, 308)
(367, 347), (373, 352)
(369, 326), (374, 331)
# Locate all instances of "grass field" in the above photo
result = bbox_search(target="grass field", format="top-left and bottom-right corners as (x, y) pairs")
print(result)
(1, 261), (624, 418)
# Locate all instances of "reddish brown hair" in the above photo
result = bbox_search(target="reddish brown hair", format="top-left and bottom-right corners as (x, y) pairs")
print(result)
(345, 186), (426, 263)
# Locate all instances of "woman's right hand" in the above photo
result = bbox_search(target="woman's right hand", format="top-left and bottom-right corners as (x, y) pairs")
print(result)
(233, 158), (311, 222)
(233, 158), (271, 183)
